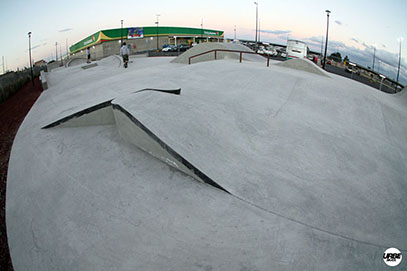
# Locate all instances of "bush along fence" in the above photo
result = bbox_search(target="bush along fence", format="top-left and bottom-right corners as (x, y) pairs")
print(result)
(0, 66), (43, 104)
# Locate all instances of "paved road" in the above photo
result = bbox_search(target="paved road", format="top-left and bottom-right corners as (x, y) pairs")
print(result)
(322, 65), (397, 94)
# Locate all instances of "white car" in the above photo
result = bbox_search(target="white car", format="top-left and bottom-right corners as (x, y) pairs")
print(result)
(162, 45), (176, 52)
(263, 49), (278, 56)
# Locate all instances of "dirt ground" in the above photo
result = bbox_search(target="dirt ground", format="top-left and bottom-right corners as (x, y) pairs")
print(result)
(0, 77), (43, 271)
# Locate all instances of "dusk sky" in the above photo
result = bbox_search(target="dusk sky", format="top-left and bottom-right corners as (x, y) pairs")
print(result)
(1, 0), (406, 84)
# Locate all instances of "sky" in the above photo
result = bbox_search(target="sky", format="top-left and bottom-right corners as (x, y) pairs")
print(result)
(0, 0), (406, 84)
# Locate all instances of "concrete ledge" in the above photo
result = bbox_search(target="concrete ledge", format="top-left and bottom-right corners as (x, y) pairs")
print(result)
(40, 70), (48, 90)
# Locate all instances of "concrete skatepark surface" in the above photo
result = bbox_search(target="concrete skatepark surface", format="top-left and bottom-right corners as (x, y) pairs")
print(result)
(6, 43), (407, 270)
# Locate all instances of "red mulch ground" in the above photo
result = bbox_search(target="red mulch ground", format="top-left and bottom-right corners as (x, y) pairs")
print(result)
(0, 77), (43, 271)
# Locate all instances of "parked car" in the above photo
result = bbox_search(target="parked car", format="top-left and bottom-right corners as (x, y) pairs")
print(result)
(263, 48), (278, 56)
(345, 66), (360, 75)
(175, 44), (191, 52)
(162, 45), (176, 52)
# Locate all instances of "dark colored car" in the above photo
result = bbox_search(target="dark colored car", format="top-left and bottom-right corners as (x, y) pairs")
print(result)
(176, 44), (191, 52)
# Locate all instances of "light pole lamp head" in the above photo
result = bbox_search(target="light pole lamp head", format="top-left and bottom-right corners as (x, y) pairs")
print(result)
(28, 31), (31, 37)
(326, 10), (331, 15)
(254, 2), (258, 5)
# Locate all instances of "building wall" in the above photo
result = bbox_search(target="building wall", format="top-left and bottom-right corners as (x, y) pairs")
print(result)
(71, 45), (103, 61)
(102, 36), (171, 58)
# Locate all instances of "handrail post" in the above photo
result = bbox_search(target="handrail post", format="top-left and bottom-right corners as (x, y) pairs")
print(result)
(240, 52), (242, 63)
(267, 54), (270, 67)
(189, 57), (191, 65)
(214, 50), (217, 60)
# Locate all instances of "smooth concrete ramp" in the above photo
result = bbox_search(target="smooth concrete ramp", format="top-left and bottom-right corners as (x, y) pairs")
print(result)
(99, 55), (122, 67)
(171, 42), (265, 64)
(276, 58), (331, 77)
(395, 86), (407, 104)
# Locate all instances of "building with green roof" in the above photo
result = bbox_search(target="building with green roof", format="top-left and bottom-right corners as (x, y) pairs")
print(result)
(69, 26), (224, 60)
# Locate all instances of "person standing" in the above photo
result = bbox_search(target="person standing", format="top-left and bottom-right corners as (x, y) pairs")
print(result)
(86, 47), (91, 63)
(120, 42), (130, 68)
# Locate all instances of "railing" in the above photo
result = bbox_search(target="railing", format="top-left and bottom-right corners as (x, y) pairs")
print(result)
(188, 49), (270, 67)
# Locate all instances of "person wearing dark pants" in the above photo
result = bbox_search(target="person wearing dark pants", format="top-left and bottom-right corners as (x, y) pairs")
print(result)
(86, 47), (91, 63)
(120, 42), (130, 68)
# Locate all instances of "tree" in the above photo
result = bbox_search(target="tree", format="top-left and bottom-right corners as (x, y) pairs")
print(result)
(329, 52), (342, 62)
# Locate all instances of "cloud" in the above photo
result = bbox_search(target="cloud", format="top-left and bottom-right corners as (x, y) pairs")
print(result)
(350, 38), (360, 44)
(59, 28), (73, 32)
(361, 42), (373, 49)
(334, 20), (342, 26)
(308, 36), (323, 43)
(259, 29), (291, 35)
(277, 35), (289, 41)
(27, 43), (47, 52)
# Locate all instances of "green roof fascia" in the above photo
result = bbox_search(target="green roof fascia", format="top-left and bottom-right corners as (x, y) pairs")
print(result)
(142, 26), (224, 37)
(69, 31), (101, 54)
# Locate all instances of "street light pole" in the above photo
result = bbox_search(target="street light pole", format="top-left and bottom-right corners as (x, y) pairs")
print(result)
(254, 2), (258, 44)
(156, 14), (160, 51)
(121, 20), (123, 45)
(258, 19), (261, 43)
(396, 38), (402, 83)
(323, 10), (331, 70)
(320, 35), (323, 59)
(59, 43), (63, 66)
(28, 32), (34, 86)
(372, 46), (376, 71)
(234, 25), (236, 40)
(201, 18), (203, 40)
(66, 38), (69, 60)
(379, 74), (386, 91)
(55, 42), (58, 64)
